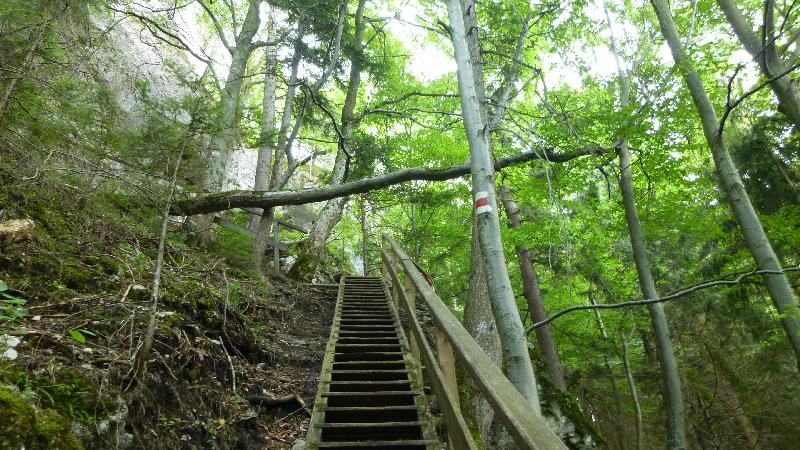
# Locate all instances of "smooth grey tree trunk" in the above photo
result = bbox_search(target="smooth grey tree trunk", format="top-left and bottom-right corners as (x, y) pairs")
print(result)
(462, 213), (502, 443)
(204, 0), (265, 193)
(618, 140), (687, 450)
(715, 0), (800, 128)
(249, 15), (278, 233)
(498, 187), (567, 391)
(251, 18), (307, 271)
(605, 12), (686, 444)
(446, 0), (541, 412)
(652, 0), (800, 369)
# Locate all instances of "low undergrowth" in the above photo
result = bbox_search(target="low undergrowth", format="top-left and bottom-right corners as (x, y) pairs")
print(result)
(0, 158), (334, 449)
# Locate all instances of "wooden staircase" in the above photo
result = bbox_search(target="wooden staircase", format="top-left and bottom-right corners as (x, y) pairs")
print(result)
(305, 276), (438, 449)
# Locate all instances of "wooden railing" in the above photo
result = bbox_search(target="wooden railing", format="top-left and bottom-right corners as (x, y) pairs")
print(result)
(381, 234), (568, 450)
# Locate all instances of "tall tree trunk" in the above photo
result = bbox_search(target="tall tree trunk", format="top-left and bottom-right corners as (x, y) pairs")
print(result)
(715, 0), (800, 128)
(249, 13), (278, 253)
(618, 140), (687, 449)
(248, 15), (278, 233)
(462, 213), (502, 444)
(446, 0), (541, 412)
(271, 17), (306, 188)
(204, 0), (264, 193)
(251, 18), (306, 270)
(498, 186), (567, 391)
(289, 0), (366, 280)
(652, 0), (800, 369)
(620, 326), (645, 450)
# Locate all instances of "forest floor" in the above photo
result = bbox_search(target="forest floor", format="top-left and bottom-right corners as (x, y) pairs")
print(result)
(0, 166), (336, 449)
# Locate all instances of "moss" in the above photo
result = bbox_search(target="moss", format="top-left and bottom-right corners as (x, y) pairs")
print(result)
(538, 374), (605, 448)
(0, 385), (36, 448)
(2, 365), (113, 426)
(36, 408), (83, 449)
(0, 386), (82, 450)
(287, 250), (315, 281)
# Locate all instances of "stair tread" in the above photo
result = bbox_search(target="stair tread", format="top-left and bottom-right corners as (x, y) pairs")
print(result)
(323, 391), (419, 396)
(324, 405), (418, 411)
(318, 421), (423, 428)
(316, 441), (437, 448)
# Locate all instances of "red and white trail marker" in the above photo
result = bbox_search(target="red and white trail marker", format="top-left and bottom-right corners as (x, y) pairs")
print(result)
(474, 191), (492, 215)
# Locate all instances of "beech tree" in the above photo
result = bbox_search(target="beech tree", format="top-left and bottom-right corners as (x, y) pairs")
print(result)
(651, 0), (800, 369)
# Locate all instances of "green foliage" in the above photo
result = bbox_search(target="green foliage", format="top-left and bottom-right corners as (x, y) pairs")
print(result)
(0, 281), (28, 324)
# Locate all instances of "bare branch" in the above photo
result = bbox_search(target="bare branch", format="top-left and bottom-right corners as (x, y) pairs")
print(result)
(526, 267), (800, 332)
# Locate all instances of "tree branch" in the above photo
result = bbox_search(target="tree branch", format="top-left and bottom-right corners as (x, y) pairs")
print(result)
(172, 146), (608, 215)
(197, 0), (234, 53)
(526, 267), (800, 333)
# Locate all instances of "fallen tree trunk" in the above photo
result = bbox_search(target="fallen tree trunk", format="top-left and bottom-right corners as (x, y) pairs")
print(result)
(172, 146), (606, 215)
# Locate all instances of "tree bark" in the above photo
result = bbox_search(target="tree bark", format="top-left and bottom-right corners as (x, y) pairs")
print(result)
(716, 0), (800, 128)
(204, 0), (265, 193)
(498, 186), (567, 391)
(446, 0), (541, 412)
(131, 143), (186, 384)
(462, 212), (502, 445)
(248, 16), (278, 233)
(652, 0), (800, 370)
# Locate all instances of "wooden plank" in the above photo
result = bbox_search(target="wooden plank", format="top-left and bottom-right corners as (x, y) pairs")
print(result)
(385, 234), (568, 450)
(383, 251), (477, 450)
(435, 325), (458, 408)
(403, 273), (421, 366)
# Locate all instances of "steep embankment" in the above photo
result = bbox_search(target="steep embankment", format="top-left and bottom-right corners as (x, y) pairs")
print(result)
(0, 165), (334, 448)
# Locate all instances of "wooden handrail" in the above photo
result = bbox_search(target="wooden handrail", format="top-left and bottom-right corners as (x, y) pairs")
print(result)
(382, 233), (568, 450)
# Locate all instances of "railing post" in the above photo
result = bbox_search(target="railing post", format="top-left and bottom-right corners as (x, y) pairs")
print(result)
(391, 247), (399, 309)
(404, 273), (421, 366)
(273, 219), (280, 275)
(381, 236), (388, 283)
(436, 324), (459, 449)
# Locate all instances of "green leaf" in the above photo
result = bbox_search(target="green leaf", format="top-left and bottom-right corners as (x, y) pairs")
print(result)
(0, 281), (7, 292)
(1, 296), (26, 305)
(68, 329), (86, 343)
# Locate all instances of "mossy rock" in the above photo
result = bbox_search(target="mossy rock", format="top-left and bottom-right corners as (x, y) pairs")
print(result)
(538, 375), (605, 449)
(0, 386), (82, 449)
